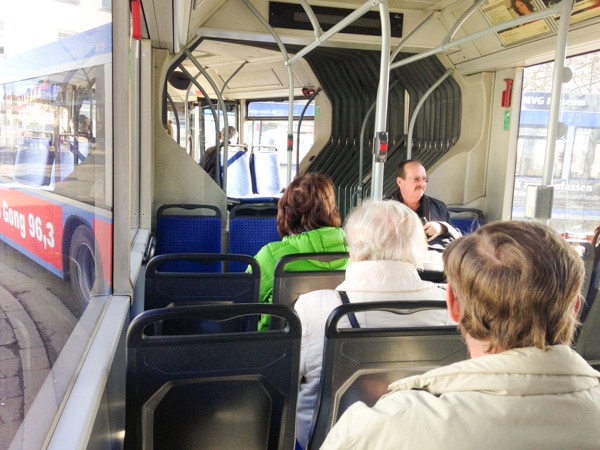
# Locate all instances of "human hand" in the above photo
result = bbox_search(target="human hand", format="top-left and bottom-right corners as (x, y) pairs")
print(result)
(423, 221), (446, 241)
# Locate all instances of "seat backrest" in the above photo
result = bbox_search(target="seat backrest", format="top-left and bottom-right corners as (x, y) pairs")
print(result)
(223, 148), (253, 197)
(13, 132), (54, 186)
(272, 252), (350, 307)
(155, 204), (222, 271)
(251, 148), (281, 195)
(447, 207), (484, 234)
(144, 253), (260, 311)
(230, 202), (279, 217)
(51, 134), (76, 183)
(567, 239), (595, 300)
(125, 303), (301, 450)
(308, 300), (467, 450)
(576, 254), (600, 371)
(229, 204), (280, 272)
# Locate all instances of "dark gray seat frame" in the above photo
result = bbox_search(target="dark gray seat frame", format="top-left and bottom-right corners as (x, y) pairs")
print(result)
(125, 303), (302, 450)
(308, 300), (467, 449)
(272, 252), (349, 307)
(144, 252), (261, 311)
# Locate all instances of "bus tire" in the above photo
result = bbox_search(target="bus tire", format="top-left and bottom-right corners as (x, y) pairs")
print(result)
(69, 224), (102, 305)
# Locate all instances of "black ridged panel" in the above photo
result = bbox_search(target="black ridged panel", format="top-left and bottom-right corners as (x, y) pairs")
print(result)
(300, 47), (461, 215)
(221, 40), (461, 217)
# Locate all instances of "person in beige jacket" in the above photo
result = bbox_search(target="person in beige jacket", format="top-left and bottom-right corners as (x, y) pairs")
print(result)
(321, 220), (600, 450)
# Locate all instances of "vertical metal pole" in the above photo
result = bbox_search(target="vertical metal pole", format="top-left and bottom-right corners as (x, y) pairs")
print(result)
(287, 67), (294, 185)
(541, 0), (574, 185)
(371, 1), (391, 201)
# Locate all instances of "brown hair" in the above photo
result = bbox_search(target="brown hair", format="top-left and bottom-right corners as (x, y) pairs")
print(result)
(443, 220), (584, 351)
(396, 159), (424, 178)
(277, 173), (341, 236)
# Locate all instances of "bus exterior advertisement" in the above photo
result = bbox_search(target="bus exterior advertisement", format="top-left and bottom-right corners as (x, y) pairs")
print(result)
(0, 23), (113, 305)
(0, 186), (112, 292)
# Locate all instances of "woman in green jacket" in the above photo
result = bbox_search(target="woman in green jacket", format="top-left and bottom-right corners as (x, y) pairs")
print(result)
(253, 173), (349, 330)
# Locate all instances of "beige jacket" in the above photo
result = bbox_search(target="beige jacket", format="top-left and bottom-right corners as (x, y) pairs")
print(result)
(321, 345), (600, 450)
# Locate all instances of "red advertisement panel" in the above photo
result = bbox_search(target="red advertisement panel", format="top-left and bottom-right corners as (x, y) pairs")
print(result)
(94, 217), (113, 288)
(0, 187), (64, 270)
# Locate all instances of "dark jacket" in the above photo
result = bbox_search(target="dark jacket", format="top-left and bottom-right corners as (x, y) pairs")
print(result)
(392, 191), (461, 248)
(199, 146), (218, 181)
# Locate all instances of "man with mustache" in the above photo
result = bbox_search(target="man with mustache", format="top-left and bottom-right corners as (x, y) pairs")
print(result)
(394, 159), (461, 249)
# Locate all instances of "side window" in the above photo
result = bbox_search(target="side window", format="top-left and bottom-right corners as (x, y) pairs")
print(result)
(512, 52), (600, 235)
(245, 99), (315, 187)
(164, 94), (239, 165)
(0, 20), (4, 55)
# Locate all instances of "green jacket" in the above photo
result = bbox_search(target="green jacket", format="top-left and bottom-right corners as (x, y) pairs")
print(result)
(253, 226), (349, 330)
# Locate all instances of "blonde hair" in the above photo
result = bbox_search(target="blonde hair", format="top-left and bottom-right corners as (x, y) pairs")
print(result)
(344, 200), (427, 265)
(443, 220), (584, 351)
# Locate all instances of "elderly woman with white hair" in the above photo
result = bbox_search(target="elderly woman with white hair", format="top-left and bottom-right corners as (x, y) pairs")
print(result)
(293, 199), (452, 450)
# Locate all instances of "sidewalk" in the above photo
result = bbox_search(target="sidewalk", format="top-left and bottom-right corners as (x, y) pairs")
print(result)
(0, 284), (49, 450)
(0, 244), (77, 450)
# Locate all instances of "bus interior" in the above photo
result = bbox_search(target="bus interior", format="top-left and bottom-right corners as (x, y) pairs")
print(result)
(1, 0), (600, 448)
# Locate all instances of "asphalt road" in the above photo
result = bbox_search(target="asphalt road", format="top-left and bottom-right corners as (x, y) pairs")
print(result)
(0, 241), (78, 449)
